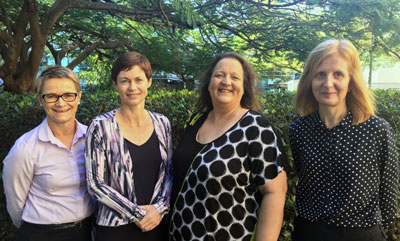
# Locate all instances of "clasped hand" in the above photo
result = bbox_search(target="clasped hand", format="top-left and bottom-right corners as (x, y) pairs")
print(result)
(137, 205), (162, 232)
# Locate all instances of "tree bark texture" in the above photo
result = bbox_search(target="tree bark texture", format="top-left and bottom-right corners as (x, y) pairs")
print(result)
(0, 0), (192, 93)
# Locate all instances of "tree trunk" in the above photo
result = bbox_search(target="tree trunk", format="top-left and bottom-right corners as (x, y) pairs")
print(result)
(2, 0), (47, 93)
(4, 75), (36, 94)
(368, 35), (374, 89)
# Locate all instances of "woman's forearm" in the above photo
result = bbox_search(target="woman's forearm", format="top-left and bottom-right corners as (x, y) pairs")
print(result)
(256, 191), (286, 241)
(256, 171), (287, 241)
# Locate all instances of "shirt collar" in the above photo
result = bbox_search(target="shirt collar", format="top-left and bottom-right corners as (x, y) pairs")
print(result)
(38, 118), (87, 147)
(75, 120), (87, 139)
(311, 111), (353, 130)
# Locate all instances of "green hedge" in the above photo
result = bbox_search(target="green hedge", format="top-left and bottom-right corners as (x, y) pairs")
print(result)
(0, 89), (399, 241)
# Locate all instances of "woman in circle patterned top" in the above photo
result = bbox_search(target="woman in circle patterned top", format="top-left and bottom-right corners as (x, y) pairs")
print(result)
(289, 39), (399, 241)
(170, 52), (288, 241)
(85, 51), (173, 241)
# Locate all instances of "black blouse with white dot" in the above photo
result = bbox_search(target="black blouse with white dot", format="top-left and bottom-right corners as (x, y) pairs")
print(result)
(289, 112), (398, 229)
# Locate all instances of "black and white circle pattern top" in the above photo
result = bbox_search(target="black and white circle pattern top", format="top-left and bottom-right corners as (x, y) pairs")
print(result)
(289, 112), (398, 228)
(171, 110), (287, 241)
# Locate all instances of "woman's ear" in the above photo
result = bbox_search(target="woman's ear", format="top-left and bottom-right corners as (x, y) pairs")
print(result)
(37, 94), (43, 106)
(78, 91), (82, 104)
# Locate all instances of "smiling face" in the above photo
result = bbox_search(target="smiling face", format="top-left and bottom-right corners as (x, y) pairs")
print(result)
(312, 53), (351, 113)
(38, 78), (81, 127)
(113, 65), (151, 108)
(208, 57), (244, 110)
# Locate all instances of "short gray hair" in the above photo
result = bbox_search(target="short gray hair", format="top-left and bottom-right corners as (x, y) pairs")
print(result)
(34, 66), (80, 94)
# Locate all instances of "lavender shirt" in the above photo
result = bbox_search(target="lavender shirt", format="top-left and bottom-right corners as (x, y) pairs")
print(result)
(3, 119), (94, 227)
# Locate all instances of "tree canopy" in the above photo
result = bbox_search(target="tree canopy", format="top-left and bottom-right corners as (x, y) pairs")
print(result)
(1, 0), (399, 93)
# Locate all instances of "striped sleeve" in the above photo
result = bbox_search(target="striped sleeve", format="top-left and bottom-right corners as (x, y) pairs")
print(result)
(151, 113), (173, 216)
(85, 119), (146, 223)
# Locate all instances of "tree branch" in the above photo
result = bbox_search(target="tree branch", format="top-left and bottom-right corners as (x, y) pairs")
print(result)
(376, 37), (400, 60)
(20, 40), (31, 67)
(205, 16), (265, 51)
(67, 0), (160, 17)
(12, 1), (30, 54)
(41, 0), (72, 35)
(240, 0), (305, 8)
(67, 41), (130, 69)
(46, 41), (57, 60)
(114, 15), (149, 45)
(27, 0), (42, 45)
(158, 0), (170, 26)
(0, 7), (13, 34)
(193, 0), (231, 10)
(0, 30), (13, 43)
(26, 0), (44, 81)
(41, 0), (166, 36)
(47, 41), (85, 65)
(271, 61), (302, 73)
(1, 0), (31, 84)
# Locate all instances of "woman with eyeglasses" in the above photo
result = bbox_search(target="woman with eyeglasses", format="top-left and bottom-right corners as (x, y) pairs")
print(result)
(2, 66), (94, 241)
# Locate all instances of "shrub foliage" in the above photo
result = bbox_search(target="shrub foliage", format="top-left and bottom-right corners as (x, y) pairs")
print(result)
(0, 89), (399, 240)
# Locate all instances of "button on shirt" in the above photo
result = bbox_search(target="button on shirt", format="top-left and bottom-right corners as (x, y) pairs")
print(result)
(2, 118), (94, 227)
(289, 112), (398, 228)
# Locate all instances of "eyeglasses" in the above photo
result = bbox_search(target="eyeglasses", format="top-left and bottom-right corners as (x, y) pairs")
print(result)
(41, 93), (78, 103)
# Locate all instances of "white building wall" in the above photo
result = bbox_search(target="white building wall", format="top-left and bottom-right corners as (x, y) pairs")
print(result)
(364, 68), (400, 89)
(285, 66), (400, 91)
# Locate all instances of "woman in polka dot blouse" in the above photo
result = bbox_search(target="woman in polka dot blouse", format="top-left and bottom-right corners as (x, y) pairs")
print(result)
(290, 39), (399, 241)
(170, 52), (288, 241)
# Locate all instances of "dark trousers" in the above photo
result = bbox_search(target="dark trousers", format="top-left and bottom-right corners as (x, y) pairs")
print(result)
(16, 217), (93, 241)
(94, 218), (168, 241)
(292, 216), (386, 241)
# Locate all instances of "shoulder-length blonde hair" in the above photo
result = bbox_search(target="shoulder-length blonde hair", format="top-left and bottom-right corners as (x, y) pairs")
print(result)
(294, 39), (375, 124)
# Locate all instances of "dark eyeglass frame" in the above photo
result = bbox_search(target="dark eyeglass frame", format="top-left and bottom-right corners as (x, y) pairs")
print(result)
(41, 92), (78, 103)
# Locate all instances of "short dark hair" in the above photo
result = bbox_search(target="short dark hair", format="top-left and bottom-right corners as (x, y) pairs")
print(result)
(196, 52), (261, 112)
(111, 51), (152, 83)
